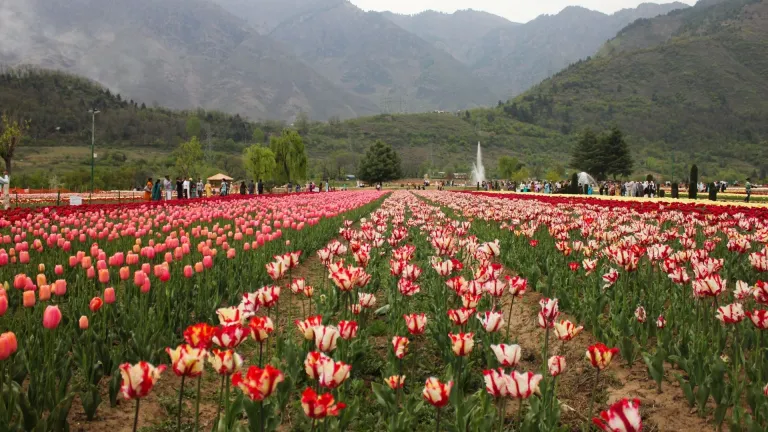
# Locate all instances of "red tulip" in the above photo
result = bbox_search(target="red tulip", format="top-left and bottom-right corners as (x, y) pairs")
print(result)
(318, 358), (351, 389)
(313, 325), (340, 352)
(477, 311), (504, 333)
(548, 356), (566, 377)
(385, 375), (405, 390)
(508, 371), (543, 399)
(304, 351), (330, 380)
(586, 343), (620, 370)
(404, 313), (427, 335)
(184, 323), (216, 350)
(716, 303), (745, 324)
(592, 398), (642, 432)
(89, 297), (103, 312)
(447, 307), (475, 326)
(231, 365), (285, 401)
(422, 377), (452, 408)
(119, 361), (166, 399)
(79, 316), (89, 330)
(392, 336), (409, 359)
(491, 344), (521, 368)
(0, 331), (18, 360)
(166, 344), (207, 377)
(212, 324), (248, 349)
(301, 387), (346, 419)
(337, 320), (358, 340)
(208, 349), (243, 375)
(746, 310), (768, 329)
(248, 316), (275, 342)
(483, 368), (510, 398)
(448, 332), (474, 356)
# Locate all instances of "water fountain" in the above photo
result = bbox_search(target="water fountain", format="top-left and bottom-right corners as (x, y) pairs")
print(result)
(471, 142), (486, 185)
(577, 172), (598, 186)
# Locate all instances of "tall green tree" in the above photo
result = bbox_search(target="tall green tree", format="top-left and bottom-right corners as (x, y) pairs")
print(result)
(0, 113), (28, 175)
(358, 140), (402, 183)
(603, 127), (634, 179)
(243, 145), (276, 181)
(175, 136), (203, 178)
(270, 129), (308, 184)
(497, 156), (521, 180)
(252, 128), (265, 144)
(185, 116), (202, 138)
(570, 129), (602, 178)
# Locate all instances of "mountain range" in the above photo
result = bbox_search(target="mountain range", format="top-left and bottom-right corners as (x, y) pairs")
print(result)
(0, 0), (689, 120)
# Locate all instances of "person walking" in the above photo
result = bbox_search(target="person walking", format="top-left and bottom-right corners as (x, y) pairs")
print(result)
(257, 179), (264, 195)
(190, 178), (197, 198)
(152, 178), (162, 201)
(204, 181), (212, 197)
(0, 170), (9, 210)
(176, 178), (183, 199)
(220, 180), (228, 196)
(144, 177), (153, 201)
(240, 181), (246, 195)
(197, 179), (204, 197)
(745, 178), (752, 203)
(182, 178), (190, 199)
(163, 176), (173, 201)
(248, 180), (255, 194)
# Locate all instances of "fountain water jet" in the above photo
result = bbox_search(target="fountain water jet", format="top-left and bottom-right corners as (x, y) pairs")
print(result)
(471, 142), (486, 185)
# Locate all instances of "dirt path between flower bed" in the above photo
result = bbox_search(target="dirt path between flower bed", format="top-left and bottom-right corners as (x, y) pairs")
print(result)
(499, 284), (713, 432)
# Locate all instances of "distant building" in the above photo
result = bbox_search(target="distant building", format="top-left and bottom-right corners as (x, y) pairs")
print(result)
(453, 172), (469, 180)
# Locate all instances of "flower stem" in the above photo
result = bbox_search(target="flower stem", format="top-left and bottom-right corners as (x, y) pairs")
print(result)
(259, 342), (264, 368)
(585, 369), (600, 432)
(214, 375), (225, 426)
(177, 375), (185, 432)
(436, 408), (441, 432)
(260, 400), (265, 432)
(497, 398), (505, 432)
(194, 375), (202, 432)
(505, 297), (515, 341)
(132, 398), (141, 432)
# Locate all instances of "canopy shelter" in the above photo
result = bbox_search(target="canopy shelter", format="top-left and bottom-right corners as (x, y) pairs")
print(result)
(207, 173), (233, 190)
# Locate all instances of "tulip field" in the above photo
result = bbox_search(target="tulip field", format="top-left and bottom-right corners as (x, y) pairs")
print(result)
(1, 190), (767, 432)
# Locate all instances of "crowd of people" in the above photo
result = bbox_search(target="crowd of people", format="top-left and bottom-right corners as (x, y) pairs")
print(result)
(143, 177), (265, 201)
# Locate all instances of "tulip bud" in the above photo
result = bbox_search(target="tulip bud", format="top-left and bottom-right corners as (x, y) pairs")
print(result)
(119, 266), (130, 281)
(54, 279), (67, 296)
(104, 287), (116, 304)
(38, 263), (46, 272)
(0, 294), (7, 317)
(43, 305), (62, 329)
(54, 264), (63, 275)
(23, 290), (35, 308)
(79, 315), (89, 330)
(89, 297), (104, 312)
(548, 355), (566, 377)
(39, 284), (51, 301)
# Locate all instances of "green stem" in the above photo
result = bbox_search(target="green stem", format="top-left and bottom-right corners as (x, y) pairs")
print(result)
(259, 342), (264, 368)
(194, 375), (202, 432)
(260, 401), (265, 432)
(214, 375), (225, 426)
(585, 369), (600, 432)
(505, 297), (515, 341)
(133, 398), (141, 432)
(177, 375), (185, 432)
(436, 408), (441, 432)
(497, 398), (505, 432)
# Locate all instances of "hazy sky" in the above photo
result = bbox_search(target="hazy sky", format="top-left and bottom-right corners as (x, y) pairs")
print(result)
(351, 0), (697, 23)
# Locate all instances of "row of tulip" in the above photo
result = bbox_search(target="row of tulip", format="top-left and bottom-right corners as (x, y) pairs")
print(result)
(0, 191), (385, 430)
(418, 190), (768, 431)
(156, 190), (639, 431)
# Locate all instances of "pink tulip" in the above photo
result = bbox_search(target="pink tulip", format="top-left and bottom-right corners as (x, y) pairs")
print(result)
(79, 316), (89, 330)
(104, 287), (116, 304)
(54, 265), (63, 275)
(43, 305), (62, 329)
(23, 291), (35, 308)
(183, 265), (193, 278)
(54, 279), (67, 296)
